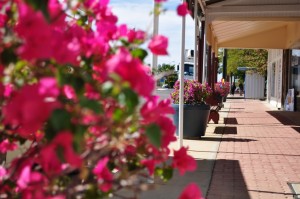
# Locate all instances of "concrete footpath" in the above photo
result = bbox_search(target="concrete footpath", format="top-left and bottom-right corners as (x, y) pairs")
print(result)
(142, 96), (300, 199)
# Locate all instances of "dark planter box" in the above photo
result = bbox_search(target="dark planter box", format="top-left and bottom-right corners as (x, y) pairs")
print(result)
(172, 103), (210, 139)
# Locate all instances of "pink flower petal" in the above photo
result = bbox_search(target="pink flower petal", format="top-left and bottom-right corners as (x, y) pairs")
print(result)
(172, 147), (197, 175)
(179, 183), (204, 199)
(148, 35), (168, 55)
(177, 2), (191, 16)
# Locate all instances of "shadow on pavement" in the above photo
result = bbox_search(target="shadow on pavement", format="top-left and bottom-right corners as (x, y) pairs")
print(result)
(292, 127), (300, 134)
(224, 117), (238, 124)
(139, 159), (215, 199)
(207, 160), (250, 199)
(201, 137), (257, 142)
(266, 111), (300, 126)
(214, 126), (237, 134)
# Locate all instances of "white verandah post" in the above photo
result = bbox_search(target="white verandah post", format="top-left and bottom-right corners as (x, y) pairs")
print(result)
(179, 0), (186, 148)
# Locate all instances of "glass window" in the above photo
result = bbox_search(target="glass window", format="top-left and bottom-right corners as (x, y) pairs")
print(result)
(291, 50), (300, 94)
(271, 63), (275, 97)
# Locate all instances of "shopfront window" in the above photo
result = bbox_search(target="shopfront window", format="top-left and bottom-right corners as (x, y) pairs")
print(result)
(291, 50), (300, 94)
(291, 50), (300, 111)
(271, 63), (275, 97)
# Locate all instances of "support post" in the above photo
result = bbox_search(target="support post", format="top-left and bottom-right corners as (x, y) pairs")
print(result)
(152, 2), (159, 72)
(198, 21), (205, 83)
(223, 49), (227, 80)
(207, 45), (212, 86)
(215, 57), (218, 84)
(179, 2), (186, 148)
(212, 52), (215, 89)
(193, 0), (198, 81)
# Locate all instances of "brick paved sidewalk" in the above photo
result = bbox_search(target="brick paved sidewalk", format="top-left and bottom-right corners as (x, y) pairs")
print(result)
(207, 99), (300, 199)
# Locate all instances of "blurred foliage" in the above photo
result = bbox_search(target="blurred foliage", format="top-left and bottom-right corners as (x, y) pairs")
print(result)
(218, 49), (268, 81)
(227, 49), (268, 77)
(153, 64), (178, 88)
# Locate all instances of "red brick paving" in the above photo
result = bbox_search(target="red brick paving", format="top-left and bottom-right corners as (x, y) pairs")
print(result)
(207, 99), (300, 199)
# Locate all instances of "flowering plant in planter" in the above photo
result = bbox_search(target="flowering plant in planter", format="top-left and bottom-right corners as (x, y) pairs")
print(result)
(170, 80), (212, 105)
(0, 0), (203, 198)
(214, 81), (230, 97)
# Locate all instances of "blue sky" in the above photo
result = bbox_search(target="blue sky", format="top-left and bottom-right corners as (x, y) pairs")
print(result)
(110, 0), (195, 66)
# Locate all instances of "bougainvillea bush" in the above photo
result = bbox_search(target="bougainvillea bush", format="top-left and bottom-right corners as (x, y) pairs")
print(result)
(170, 80), (212, 105)
(0, 0), (204, 198)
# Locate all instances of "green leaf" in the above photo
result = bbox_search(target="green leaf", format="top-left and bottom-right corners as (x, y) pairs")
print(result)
(145, 124), (161, 148)
(56, 68), (85, 95)
(73, 125), (87, 153)
(26, 0), (50, 21)
(101, 81), (114, 95)
(161, 167), (173, 181)
(131, 48), (148, 61)
(117, 88), (139, 114)
(45, 109), (72, 140)
(77, 15), (88, 26)
(122, 88), (139, 114)
(155, 167), (173, 182)
(1, 47), (18, 65)
(113, 108), (123, 122)
(79, 96), (102, 114)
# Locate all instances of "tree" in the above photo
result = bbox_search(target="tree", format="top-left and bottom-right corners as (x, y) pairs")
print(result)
(226, 49), (268, 80)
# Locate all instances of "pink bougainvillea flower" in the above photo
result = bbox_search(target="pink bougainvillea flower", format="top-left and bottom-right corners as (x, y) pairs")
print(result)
(179, 183), (205, 199)
(172, 147), (196, 176)
(148, 35), (168, 55)
(81, 113), (101, 125)
(124, 145), (136, 156)
(17, 165), (44, 189)
(39, 77), (60, 98)
(155, 116), (177, 147)
(141, 96), (175, 123)
(4, 84), (13, 98)
(15, 2), (80, 65)
(39, 144), (63, 175)
(127, 29), (146, 43)
(177, 2), (191, 16)
(105, 47), (154, 97)
(15, 2), (53, 60)
(0, 14), (7, 27)
(116, 24), (146, 43)
(84, 0), (109, 11)
(82, 31), (110, 59)
(3, 79), (60, 138)
(62, 85), (77, 101)
(15, 162), (63, 199)
(155, 0), (167, 3)
(84, 83), (100, 100)
(116, 24), (128, 38)
(0, 139), (18, 153)
(141, 158), (156, 175)
(91, 0), (118, 41)
(0, 166), (7, 181)
(39, 131), (82, 175)
(51, 131), (82, 167)
(93, 157), (113, 192)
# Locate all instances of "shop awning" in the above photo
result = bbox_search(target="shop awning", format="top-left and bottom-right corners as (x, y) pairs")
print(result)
(194, 0), (300, 54)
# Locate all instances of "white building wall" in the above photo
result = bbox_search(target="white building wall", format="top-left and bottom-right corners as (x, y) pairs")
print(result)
(245, 72), (265, 99)
(267, 49), (283, 109)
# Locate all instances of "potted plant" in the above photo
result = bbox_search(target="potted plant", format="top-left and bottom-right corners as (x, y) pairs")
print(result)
(170, 80), (212, 138)
(215, 81), (230, 102)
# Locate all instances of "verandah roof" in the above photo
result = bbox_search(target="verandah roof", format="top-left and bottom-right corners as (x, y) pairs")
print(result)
(191, 0), (300, 54)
